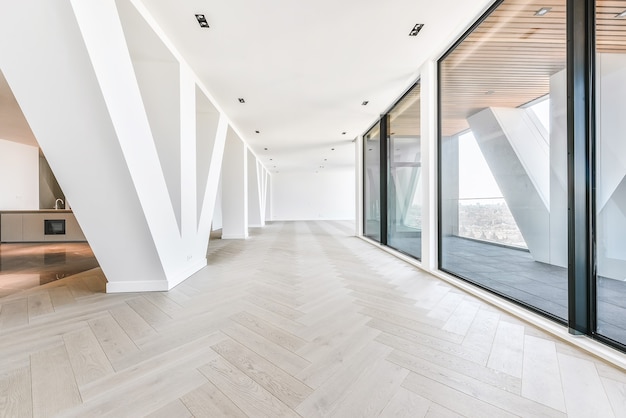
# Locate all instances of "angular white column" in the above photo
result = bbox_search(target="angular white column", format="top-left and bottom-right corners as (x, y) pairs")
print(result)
(221, 130), (249, 239)
(0, 0), (227, 292)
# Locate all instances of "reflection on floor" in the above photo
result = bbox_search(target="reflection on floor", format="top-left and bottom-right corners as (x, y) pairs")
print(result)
(442, 235), (626, 345)
(0, 242), (99, 298)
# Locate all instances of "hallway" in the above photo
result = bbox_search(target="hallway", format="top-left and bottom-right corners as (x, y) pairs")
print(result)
(0, 221), (623, 417)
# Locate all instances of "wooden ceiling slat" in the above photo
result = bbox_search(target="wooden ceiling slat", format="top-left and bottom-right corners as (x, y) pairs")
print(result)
(438, 0), (625, 136)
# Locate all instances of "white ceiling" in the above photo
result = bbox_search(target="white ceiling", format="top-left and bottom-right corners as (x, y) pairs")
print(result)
(140, 0), (492, 173)
(1, 0), (493, 172)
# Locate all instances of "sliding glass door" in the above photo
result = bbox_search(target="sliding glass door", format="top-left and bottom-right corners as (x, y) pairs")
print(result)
(439, 0), (568, 320)
(387, 83), (421, 259)
(595, 0), (626, 346)
(363, 124), (381, 242)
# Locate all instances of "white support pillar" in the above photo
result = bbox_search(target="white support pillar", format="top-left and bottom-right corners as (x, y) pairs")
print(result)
(221, 129), (249, 239)
(247, 149), (263, 228)
(420, 61), (438, 271)
(356, 135), (364, 237)
(265, 174), (272, 222)
(257, 162), (268, 227)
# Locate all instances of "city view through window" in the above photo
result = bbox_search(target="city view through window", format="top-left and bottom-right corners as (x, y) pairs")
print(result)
(457, 98), (550, 249)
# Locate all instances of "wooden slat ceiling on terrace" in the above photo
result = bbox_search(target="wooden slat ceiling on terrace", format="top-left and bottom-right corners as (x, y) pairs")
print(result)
(440, 0), (626, 137)
(364, 83), (421, 141)
(389, 83), (421, 137)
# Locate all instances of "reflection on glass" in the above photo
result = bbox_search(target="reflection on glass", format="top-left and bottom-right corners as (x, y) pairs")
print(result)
(596, 0), (626, 345)
(439, 0), (567, 320)
(364, 124), (381, 242)
(387, 83), (421, 259)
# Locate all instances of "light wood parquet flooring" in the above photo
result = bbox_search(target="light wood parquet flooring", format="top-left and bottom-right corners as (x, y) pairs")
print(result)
(0, 221), (625, 417)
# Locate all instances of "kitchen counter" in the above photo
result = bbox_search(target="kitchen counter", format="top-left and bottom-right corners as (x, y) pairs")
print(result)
(0, 209), (73, 213)
(0, 210), (86, 242)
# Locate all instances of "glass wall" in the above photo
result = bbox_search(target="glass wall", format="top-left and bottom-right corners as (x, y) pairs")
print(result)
(596, 0), (626, 346)
(439, 0), (568, 320)
(387, 83), (421, 259)
(363, 124), (381, 242)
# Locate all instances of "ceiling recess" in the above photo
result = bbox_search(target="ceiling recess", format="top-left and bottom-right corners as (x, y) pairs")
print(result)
(195, 14), (209, 28)
(409, 23), (424, 36)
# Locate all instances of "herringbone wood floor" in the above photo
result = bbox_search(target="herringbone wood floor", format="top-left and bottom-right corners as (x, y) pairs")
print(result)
(0, 221), (624, 417)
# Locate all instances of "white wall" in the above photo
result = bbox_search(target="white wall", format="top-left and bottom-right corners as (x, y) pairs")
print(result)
(271, 169), (355, 221)
(0, 139), (38, 210)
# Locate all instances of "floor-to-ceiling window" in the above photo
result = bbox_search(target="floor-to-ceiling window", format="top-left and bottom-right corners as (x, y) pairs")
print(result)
(387, 83), (422, 259)
(439, 0), (568, 320)
(596, 0), (626, 346)
(364, 123), (381, 242)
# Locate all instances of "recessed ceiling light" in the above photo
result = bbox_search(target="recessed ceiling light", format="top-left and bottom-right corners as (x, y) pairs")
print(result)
(269, 158), (273, 161)
(534, 7), (552, 16)
(255, 130), (260, 134)
(362, 101), (369, 106)
(409, 24), (424, 36)
(195, 14), (209, 28)
(616, 9), (626, 18)
(264, 147), (268, 150)
(342, 132), (346, 135)
(324, 159), (327, 161)
(331, 148), (335, 151)
(238, 98), (245, 103)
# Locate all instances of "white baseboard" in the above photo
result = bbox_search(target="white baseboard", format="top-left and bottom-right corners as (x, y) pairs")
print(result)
(221, 233), (249, 240)
(106, 280), (169, 293)
(106, 259), (207, 293)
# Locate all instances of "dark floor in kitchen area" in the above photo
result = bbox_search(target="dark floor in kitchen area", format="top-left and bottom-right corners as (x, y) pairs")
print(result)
(0, 242), (99, 297)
